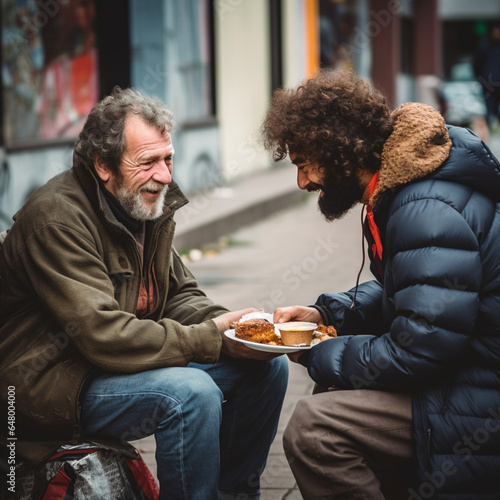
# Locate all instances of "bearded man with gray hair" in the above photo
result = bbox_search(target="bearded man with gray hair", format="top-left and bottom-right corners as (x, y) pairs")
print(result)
(0, 87), (288, 499)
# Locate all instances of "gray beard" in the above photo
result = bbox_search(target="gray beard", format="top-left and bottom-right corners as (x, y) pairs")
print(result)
(116, 182), (168, 221)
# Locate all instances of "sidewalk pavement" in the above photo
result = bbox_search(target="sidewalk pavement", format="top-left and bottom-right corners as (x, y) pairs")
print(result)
(172, 163), (303, 251)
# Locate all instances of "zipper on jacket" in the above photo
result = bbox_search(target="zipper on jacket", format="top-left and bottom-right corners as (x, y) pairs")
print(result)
(426, 427), (432, 458)
(143, 225), (162, 315)
(130, 242), (143, 312)
(74, 376), (91, 443)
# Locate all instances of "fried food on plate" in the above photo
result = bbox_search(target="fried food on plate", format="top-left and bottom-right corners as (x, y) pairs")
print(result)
(231, 318), (282, 346)
(314, 325), (337, 337)
(311, 324), (337, 345)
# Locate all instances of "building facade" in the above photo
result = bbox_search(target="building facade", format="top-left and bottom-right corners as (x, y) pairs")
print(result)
(1, 0), (499, 231)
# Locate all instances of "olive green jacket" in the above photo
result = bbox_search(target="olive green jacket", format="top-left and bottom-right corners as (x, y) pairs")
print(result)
(0, 157), (227, 465)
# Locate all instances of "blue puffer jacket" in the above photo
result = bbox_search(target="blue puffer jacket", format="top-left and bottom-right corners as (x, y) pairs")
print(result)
(305, 103), (500, 498)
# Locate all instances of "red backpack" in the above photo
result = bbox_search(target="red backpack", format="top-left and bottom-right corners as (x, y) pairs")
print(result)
(14, 443), (159, 500)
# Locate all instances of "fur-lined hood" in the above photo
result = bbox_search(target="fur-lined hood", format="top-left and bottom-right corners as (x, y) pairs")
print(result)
(370, 102), (452, 206)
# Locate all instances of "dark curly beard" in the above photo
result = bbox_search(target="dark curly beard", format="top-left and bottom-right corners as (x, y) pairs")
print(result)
(317, 171), (366, 221)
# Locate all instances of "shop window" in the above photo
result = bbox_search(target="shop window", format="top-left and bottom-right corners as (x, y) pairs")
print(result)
(318, 0), (360, 73)
(1, 0), (130, 150)
(400, 16), (414, 75)
(168, 0), (215, 122)
(441, 20), (496, 80)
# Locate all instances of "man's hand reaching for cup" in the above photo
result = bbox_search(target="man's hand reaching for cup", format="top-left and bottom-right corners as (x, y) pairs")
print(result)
(273, 306), (332, 363)
(273, 306), (323, 326)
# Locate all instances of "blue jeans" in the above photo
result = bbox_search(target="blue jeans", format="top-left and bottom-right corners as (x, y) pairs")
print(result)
(80, 354), (289, 499)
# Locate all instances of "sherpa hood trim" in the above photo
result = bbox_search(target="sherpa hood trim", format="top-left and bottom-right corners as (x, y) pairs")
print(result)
(370, 102), (452, 206)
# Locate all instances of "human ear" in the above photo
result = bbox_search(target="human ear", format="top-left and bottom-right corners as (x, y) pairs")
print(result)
(93, 156), (110, 182)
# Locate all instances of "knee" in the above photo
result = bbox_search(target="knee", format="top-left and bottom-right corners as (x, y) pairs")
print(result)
(270, 355), (289, 379)
(150, 367), (223, 419)
(265, 356), (289, 394)
(180, 367), (221, 396)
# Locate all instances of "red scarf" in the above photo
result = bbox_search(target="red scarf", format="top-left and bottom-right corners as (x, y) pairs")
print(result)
(351, 171), (383, 305)
(365, 171), (383, 261)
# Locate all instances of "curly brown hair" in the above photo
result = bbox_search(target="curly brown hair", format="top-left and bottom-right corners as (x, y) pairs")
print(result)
(261, 69), (393, 177)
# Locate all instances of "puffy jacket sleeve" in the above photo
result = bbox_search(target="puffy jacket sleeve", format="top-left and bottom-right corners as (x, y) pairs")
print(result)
(304, 191), (482, 390)
(314, 280), (385, 334)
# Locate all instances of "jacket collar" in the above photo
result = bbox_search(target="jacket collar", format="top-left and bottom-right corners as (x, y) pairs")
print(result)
(370, 102), (452, 206)
(72, 157), (189, 231)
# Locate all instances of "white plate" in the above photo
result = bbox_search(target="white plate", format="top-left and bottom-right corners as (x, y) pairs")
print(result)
(224, 329), (312, 354)
(239, 311), (274, 323)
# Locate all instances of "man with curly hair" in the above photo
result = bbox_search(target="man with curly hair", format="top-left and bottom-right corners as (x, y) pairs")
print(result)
(262, 69), (500, 499)
(0, 87), (288, 499)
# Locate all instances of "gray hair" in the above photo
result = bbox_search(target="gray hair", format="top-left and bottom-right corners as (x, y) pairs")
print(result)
(73, 87), (175, 173)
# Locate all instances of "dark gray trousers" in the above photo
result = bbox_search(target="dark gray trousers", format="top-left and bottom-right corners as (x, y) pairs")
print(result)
(283, 389), (413, 499)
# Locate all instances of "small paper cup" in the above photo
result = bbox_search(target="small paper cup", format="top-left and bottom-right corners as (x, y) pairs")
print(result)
(275, 322), (317, 346)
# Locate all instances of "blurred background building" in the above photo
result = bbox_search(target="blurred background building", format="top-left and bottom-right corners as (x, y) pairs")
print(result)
(1, 0), (499, 231)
